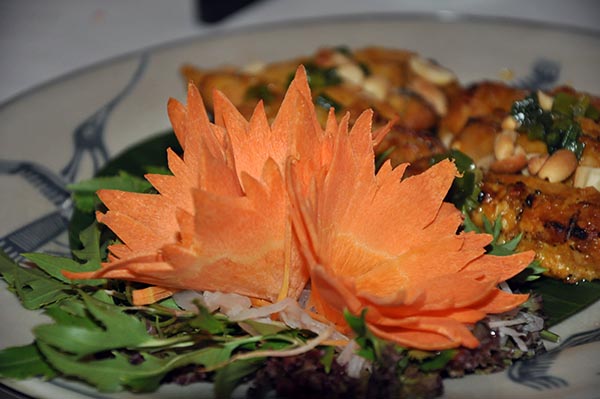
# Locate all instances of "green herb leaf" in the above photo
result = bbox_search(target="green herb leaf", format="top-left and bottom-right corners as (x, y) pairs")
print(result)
(245, 84), (275, 103)
(22, 253), (104, 286)
(529, 277), (600, 326)
(34, 293), (155, 358)
(238, 319), (287, 336)
(463, 214), (547, 280)
(511, 93), (586, 159)
(37, 342), (164, 392)
(189, 305), (229, 335)
(71, 222), (102, 263)
(320, 345), (335, 374)
(419, 350), (456, 371)
(304, 64), (342, 89)
(0, 250), (73, 310)
(0, 343), (57, 380)
(43, 299), (99, 329)
(214, 358), (263, 399)
(344, 309), (383, 361)
(23, 222), (105, 286)
(431, 150), (481, 212)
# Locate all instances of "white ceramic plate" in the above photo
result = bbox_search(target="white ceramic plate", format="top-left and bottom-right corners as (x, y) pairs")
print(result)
(1, 14), (599, 399)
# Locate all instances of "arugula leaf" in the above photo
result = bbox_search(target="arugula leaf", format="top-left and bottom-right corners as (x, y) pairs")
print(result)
(0, 343), (57, 380)
(22, 222), (105, 286)
(37, 343), (165, 392)
(43, 299), (99, 329)
(0, 250), (72, 310)
(71, 222), (102, 264)
(214, 358), (263, 399)
(34, 293), (156, 358)
(22, 253), (104, 286)
(37, 341), (243, 393)
(189, 305), (229, 335)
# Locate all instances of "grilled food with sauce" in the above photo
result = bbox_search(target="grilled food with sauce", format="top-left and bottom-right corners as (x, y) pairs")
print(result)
(441, 82), (600, 281)
(181, 46), (600, 282)
(181, 47), (453, 172)
(474, 173), (600, 281)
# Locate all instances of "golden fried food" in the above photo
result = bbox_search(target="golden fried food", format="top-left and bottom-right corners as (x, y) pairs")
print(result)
(475, 173), (600, 281)
(181, 46), (458, 166)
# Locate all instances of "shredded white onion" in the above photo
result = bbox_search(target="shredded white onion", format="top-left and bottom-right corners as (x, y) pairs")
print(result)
(487, 306), (544, 353)
(487, 316), (527, 328)
(336, 340), (371, 378)
(172, 290), (202, 310)
(497, 326), (528, 352)
(203, 291), (253, 318)
(228, 297), (295, 321)
(521, 312), (545, 333)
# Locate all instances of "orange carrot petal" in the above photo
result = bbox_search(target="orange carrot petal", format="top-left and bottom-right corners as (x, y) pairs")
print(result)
(474, 288), (530, 314)
(132, 286), (178, 305)
(464, 251), (535, 282)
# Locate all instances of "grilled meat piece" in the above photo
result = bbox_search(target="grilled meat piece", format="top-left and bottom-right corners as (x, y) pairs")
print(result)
(474, 172), (600, 282)
(181, 46), (455, 175)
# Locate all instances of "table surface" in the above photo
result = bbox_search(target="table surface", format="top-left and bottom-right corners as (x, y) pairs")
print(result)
(1, 0), (599, 105)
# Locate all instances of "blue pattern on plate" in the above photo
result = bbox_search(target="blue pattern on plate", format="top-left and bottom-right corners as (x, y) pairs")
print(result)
(508, 327), (600, 390)
(0, 54), (147, 261)
(513, 59), (561, 91)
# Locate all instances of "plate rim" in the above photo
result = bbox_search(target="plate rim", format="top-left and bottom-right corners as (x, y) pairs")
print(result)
(2, 10), (600, 110)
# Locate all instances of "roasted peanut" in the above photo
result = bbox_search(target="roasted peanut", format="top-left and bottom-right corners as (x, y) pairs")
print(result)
(408, 77), (448, 116)
(527, 154), (549, 175)
(490, 152), (528, 173)
(537, 90), (554, 111)
(409, 56), (456, 86)
(335, 63), (365, 85)
(362, 75), (387, 101)
(537, 149), (578, 183)
(241, 61), (266, 75)
(494, 130), (517, 161)
(501, 115), (519, 131)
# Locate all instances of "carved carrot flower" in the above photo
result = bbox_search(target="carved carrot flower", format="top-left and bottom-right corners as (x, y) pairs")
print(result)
(64, 67), (338, 305)
(287, 112), (535, 350)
